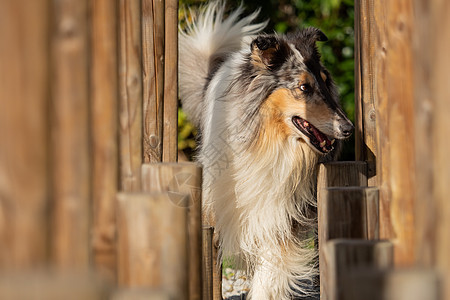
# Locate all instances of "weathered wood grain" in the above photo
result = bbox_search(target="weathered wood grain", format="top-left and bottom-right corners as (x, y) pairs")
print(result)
(202, 226), (214, 300)
(318, 187), (379, 299)
(119, 0), (143, 191)
(0, 0), (50, 268)
(90, 0), (119, 281)
(162, 0), (178, 162)
(116, 192), (188, 299)
(50, 0), (91, 268)
(323, 239), (393, 300)
(142, 0), (165, 163)
(141, 163), (202, 300)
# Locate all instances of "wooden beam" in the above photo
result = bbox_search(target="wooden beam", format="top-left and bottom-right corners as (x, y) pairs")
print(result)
(323, 239), (393, 300)
(90, 0), (119, 281)
(141, 163), (202, 300)
(118, 0), (143, 191)
(341, 269), (440, 300)
(162, 0), (178, 162)
(50, 0), (90, 268)
(0, 0), (50, 268)
(116, 192), (188, 299)
(318, 187), (379, 300)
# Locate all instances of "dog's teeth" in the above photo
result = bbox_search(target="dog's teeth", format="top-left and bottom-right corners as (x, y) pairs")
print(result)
(331, 139), (335, 145)
(320, 141), (326, 147)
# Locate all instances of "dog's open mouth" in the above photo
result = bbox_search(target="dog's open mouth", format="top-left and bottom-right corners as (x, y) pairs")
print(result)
(292, 116), (335, 154)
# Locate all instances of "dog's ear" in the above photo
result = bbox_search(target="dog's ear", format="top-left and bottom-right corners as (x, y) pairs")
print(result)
(302, 27), (328, 44)
(250, 36), (289, 71)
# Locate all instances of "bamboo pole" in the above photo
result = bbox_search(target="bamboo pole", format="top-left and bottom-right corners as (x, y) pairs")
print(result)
(116, 192), (188, 299)
(323, 239), (393, 300)
(141, 163), (202, 300)
(142, 0), (165, 163)
(50, 0), (91, 268)
(162, 0), (178, 162)
(119, 0), (143, 191)
(318, 187), (379, 300)
(0, 0), (50, 268)
(90, 0), (120, 281)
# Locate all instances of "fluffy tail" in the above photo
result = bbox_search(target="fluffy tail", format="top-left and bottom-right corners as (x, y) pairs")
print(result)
(178, 1), (266, 127)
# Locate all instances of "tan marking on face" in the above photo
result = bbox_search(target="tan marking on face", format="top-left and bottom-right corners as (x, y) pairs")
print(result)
(254, 87), (338, 150)
(320, 71), (327, 82)
(299, 72), (315, 85)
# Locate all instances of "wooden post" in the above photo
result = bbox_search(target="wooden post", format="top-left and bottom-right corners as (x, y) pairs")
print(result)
(341, 269), (440, 300)
(162, 0), (178, 162)
(112, 289), (170, 300)
(119, 0), (143, 191)
(413, 0), (450, 298)
(0, 0), (50, 268)
(318, 187), (379, 300)
(142, 0), (165, 163)
(141, 163), (202, 300)
(323, 239), (393, 300)
(116, 192), (188, 299)
(90, 0), (119, 281)
(0, 271), (111, 300)
(355, 0), (416, 266)
(203, 226), (214, 300)
(50, 0), (91, 268)
(212, 236), (222, 300)
(317, 161), (368, 189)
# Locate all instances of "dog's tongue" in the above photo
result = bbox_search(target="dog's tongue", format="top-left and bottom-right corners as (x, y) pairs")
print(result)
(310, 125), (326, 143)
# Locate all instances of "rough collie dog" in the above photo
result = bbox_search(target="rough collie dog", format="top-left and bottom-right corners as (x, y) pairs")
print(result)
(179, 2), (353, 299)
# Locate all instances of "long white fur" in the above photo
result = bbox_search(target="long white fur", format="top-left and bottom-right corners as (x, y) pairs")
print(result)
(179, 2), (319, 299)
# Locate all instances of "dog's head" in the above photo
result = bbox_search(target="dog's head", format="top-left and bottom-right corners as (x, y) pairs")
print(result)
(251, 28), (353, 155)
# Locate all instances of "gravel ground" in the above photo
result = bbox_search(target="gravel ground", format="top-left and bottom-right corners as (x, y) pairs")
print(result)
(222, 268), (249, 300)
(222, 268), (319, 300)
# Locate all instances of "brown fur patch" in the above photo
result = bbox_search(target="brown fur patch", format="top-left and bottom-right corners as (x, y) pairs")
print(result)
(320, 71), (327, 82)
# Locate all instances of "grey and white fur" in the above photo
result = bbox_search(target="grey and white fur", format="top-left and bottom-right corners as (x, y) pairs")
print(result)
(179, 2), (353, 299)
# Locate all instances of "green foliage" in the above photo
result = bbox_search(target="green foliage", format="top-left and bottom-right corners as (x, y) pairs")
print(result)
(178, 0), (355, 159)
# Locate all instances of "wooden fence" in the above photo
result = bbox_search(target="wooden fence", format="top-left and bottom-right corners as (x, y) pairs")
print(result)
(1, 0), (450, 299)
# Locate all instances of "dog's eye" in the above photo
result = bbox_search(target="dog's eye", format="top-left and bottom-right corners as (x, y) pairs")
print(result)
(300, 84), (312, 93)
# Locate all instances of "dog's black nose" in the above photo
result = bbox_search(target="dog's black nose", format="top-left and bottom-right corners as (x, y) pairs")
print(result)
(340, 123), (354, 137)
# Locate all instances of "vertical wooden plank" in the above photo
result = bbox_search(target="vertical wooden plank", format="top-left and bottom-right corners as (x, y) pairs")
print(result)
(162, 0), (178, 162)
(413, 0), (450, 298)
(202, 227), (214, 300)
(142, 0), (165, 163)
(50, 0), (91, 268)
(355, 0), (415, 266)
(90, 0), (119, 281)
(376, 0), (415, 266)
(141, 163), (202, 300)
(354, 0), (382, 184)
(116, 192), (188, 299)
(0, 0), (50, 268)
(212, 237), (222, 300)
(119, 0), (143, 191)
(318, 187), (379, 300)
(324, 239), (393, 300)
